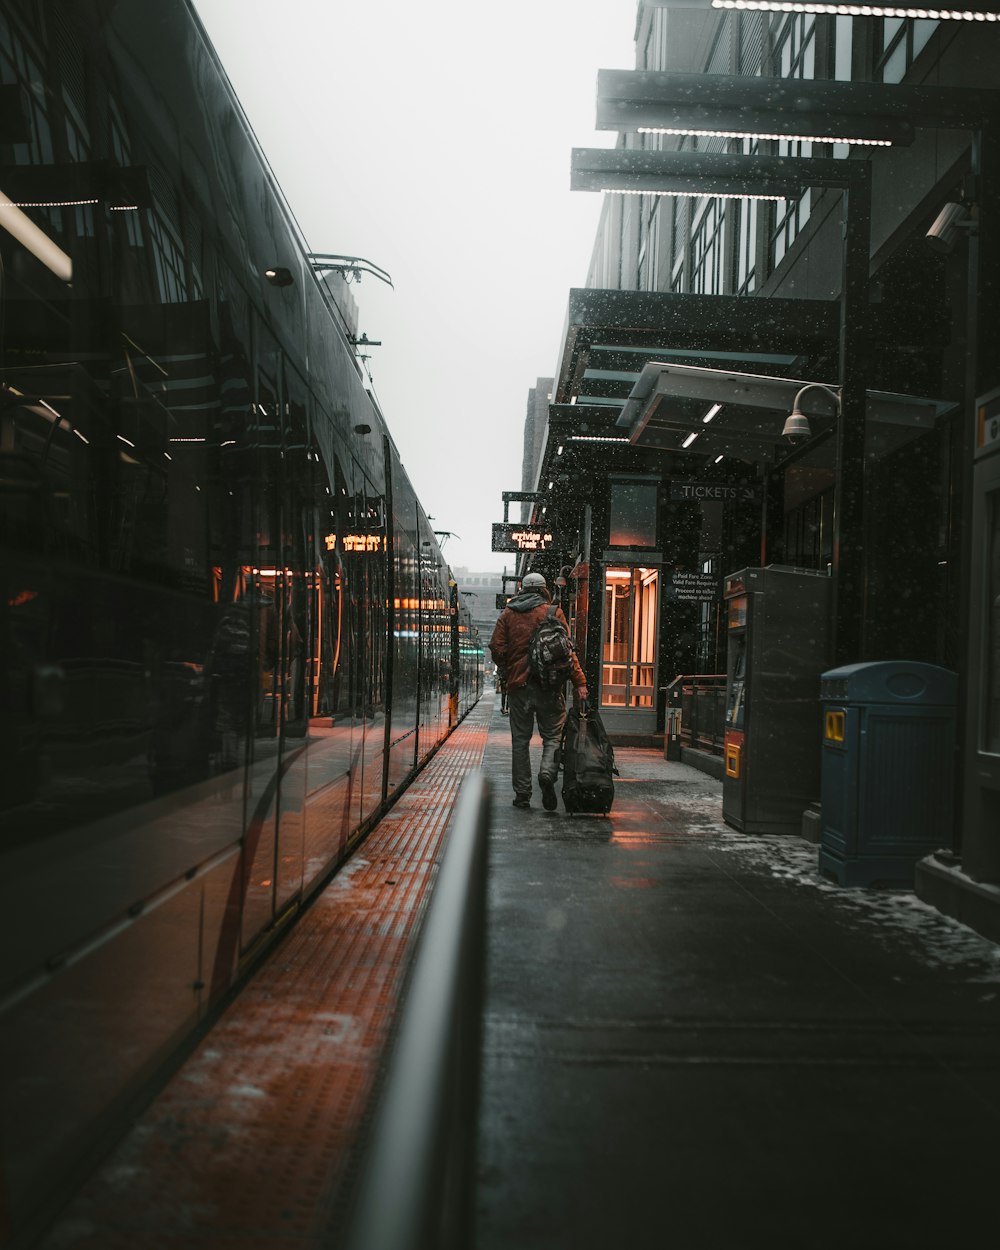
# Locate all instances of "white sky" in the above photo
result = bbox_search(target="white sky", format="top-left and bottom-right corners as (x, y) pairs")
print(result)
(191, 0), (637, 574)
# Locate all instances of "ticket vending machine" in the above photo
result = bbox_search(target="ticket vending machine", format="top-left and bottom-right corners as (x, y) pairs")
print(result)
(722, 566), (831, 834)
(961, 385), (1000, 882)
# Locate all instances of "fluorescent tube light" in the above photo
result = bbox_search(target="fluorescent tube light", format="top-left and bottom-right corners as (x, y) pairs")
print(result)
(0, 187), (73, 282)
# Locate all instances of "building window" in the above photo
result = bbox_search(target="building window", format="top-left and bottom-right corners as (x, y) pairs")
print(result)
(637, 194), (660, 291)
(776, 12), (816, 79)
(0, 13), (55, 167)
(148, 206), (187, 304)
(772, 186), (812, 269)
(875, 18), (939, 83)
(735, 197), (758, 294)
(733, 138), (760, 295)
(690, 197), (726, 295)
(784, 488), (834, 571)
(601, 567), (659, 709)
(768, 14), (816, 270)
(834, 16), (853, 80)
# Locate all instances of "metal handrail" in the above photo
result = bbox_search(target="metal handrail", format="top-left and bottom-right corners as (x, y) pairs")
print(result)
(662, 674), (727, 755)
(660, 673), (726, 694)
(343, 770), (491, 1250)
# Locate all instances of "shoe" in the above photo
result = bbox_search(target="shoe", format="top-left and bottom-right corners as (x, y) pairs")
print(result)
(539, 775), (557, 811)
(512, 796), (531, 809)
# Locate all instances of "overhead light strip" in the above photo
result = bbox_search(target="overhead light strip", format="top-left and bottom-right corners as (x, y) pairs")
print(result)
(637, 125), (892, 147)
(712, 1), (1000, 20)
(569, 435), (630, 443)
(605, 187), (785, 202)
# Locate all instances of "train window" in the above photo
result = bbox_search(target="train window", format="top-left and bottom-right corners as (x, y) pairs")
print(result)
(0, 387), (92, 558)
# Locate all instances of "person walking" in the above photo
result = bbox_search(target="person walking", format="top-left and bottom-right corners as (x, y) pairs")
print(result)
(488, 571), (588, 810)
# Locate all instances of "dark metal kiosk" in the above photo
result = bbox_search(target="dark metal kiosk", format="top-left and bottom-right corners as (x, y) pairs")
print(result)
(819, 661), (957, 886)
(722, 566), (831, 835)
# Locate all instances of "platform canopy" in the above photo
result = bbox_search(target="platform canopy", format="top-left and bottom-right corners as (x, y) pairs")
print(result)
(550, 288), (949, 467)
(616, 360), (957, 466)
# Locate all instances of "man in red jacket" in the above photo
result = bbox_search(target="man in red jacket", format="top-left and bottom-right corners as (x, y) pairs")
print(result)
(489, 571), (588, 811)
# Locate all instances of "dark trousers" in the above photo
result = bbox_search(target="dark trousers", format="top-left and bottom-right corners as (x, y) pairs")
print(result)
(507, 683), (566, 798)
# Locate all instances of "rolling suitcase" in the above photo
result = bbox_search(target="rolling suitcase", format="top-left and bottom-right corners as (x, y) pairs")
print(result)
(560, 704), (618, 815)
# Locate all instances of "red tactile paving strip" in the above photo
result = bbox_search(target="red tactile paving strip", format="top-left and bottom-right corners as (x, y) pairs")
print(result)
(40, 700), (494, 1250)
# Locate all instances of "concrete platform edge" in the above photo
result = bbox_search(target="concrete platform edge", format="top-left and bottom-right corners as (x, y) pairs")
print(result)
(680, 745), (725, 780)
(915, 854), (1000, 945)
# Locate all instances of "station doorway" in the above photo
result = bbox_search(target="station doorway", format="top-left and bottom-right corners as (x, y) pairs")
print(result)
(599, 565), (659, 733)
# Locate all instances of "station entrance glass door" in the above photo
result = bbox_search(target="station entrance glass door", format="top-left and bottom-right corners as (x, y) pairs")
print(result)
(600, 565), (659, 732)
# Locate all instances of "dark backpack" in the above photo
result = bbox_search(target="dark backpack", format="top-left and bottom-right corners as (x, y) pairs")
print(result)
(527, 606), (576, 689)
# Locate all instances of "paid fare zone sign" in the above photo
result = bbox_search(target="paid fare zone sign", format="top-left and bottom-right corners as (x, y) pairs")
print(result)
(491, 522), (556, 553)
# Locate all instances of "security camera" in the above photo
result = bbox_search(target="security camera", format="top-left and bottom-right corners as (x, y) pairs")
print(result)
(925, 201), (975, 255)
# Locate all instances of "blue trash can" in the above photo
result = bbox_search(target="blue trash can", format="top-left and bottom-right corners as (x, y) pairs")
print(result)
(818, 661), (957, 887)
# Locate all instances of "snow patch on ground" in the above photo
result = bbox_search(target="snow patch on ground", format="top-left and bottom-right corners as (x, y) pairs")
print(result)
(714, 829), (1000, 983)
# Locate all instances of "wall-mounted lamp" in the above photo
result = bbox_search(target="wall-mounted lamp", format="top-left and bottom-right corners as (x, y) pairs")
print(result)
(264, 266), (294, 287)
(353, 423), (371, 435)
(925, 202), (977, 254)
(782, 383), (841, 444)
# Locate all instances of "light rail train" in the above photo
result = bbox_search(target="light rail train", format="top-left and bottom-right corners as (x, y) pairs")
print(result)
(0, 2), (481, 1240)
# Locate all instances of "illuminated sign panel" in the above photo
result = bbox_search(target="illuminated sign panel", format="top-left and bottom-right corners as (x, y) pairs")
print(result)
(492, 522), (556, 553)
(324, 532), (386, 553)
(671, 572), (719, 603)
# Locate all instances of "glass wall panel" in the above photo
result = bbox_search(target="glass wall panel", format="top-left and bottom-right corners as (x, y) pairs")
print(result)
(303, 444), (353, 876)
(240, 323), (284, 946)
(609, 480), (658, 547)
(274, 369), (311, 911)
(359, 483), (389, 824)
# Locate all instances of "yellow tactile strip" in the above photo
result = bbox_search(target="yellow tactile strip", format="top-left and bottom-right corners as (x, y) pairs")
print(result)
(40, 699), (494, 1250)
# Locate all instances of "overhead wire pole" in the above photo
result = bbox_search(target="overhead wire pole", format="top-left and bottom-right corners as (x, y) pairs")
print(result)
(307, 253), (394, 288)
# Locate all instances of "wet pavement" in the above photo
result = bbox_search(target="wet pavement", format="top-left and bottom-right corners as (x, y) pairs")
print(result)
(26, 691), (1000, 1249)
(475, 701), (1000, 1249)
